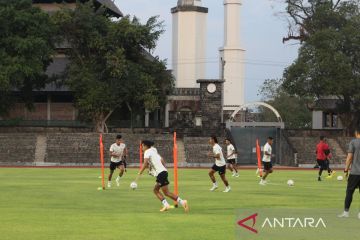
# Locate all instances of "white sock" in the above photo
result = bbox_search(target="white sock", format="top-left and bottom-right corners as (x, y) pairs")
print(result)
(213, 182), (218, 186)
(116, 176), (121, 180)
(176, 197), (184, 205)
(162, 199), (170, 207)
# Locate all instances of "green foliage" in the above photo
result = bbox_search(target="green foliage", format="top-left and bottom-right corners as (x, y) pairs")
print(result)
(258, 79), (312, 129)
(0, 0), (55, 115)
(53, 3), (173, 131)
(283, 0), (360, 132)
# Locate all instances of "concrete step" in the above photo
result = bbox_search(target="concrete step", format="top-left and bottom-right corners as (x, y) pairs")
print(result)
(34, 135), (47, 163)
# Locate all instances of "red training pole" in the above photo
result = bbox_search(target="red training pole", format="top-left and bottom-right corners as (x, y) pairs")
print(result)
(139, 141), (143, 169)
(256, 139), (263, 177)
(99, 134), (105, 190)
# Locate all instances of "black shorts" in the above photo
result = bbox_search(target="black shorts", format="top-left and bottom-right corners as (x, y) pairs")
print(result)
(156, 171), (170, 187)
(110, 161), (125, 171)
(316, 160), (328, 170)
(212, 164), (226, 175)
(226, 159), (236, 165)
(263, 161), (273, 171)
(347, 175), (360, 191)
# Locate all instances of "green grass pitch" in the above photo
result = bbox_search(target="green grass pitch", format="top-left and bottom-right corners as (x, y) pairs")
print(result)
(0, 168), (353, 240)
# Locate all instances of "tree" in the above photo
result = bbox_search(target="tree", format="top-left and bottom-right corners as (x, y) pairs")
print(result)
(282, 0), (360, 133)
(258, 79), (312, 128)
(0, 0), (56, 116)
(53, 3), (173, 132)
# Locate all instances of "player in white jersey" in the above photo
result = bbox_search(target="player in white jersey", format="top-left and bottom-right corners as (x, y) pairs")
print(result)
(108, 135), (128, 188)
(208, 136), (231, 192)
(225, 138), (239, 177)
(259, 137), (274, 185)
(136, 140), (189, 213)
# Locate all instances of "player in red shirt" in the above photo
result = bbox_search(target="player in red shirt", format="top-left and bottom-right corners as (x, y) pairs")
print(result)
(316, 136), (335, 181)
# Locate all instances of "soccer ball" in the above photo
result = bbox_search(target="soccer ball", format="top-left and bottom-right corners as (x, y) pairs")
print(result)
(337, 176), (344, 181)
(130, 182), (138, 190)
(287, 179), (295, 186)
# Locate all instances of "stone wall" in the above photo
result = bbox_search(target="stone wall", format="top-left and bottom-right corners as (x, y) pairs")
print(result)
(184, 137), (226, 165)
(0, 134), (37, 163)
(288, 136), (349, 165)
(0, 133), (173, 165)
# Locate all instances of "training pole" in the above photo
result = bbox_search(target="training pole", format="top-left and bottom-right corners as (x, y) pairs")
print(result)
(139, 141), (143, 169)
(256, 139), (263, 177)
(99, 134), (105, 190)
(173, 132), (178, 207)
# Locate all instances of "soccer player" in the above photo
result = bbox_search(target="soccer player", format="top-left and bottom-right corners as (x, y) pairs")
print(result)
(316, 136), (334, 181)
(208, 136), (231, 192)
(108, 135), (127, 188)
(225, 138), (239, 177)
(259, 137), (274, 185)
(338, 126), (360, 219)
(137, 140), (189, 213)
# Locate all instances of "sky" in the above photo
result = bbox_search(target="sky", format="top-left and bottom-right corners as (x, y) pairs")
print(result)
(114, 0), (300, 102)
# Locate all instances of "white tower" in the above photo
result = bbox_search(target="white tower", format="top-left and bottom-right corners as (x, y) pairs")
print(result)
(219, 0), (245, 109)
(171, 0), (208, 88)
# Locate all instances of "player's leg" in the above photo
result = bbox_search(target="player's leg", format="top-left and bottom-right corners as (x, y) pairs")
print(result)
(116, 163), (125, 187)
(227, 162), (234, 174)
(108, 162), (115, 188)
(220, 168), (231, 192)
(262, 169), (272, 181)
(161, 185), (189, 212)
(339, 175), (359, 217)
(231, 160), (239, 177)
(209, 167), (218, 191)
(260, 163), (271, 185)
(153, 183), (165, 201)
(317, 160), (324, 181)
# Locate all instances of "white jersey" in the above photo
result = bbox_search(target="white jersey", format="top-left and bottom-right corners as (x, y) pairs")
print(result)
(213, 144), (226, 167)
(110, 143), (126, 163)
(262, 143), (272, 162)
(144, 147), (167, 177)
(148, 147), (158, 176)
(227, 144), (237, 160)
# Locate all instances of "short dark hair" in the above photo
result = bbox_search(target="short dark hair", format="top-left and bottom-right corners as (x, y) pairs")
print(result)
(225, 138), (231, 142)
(320, 136), (325, 140)
(116, 134), (122, 139)
(211, 135), (218, 143)
(268, 137), (273, 140)
(142, 140), (154, 148)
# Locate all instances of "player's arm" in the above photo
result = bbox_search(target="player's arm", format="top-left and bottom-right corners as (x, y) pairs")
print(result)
(161, 157), (166, 167)
(344, 153), (353, 177)
(208, 152), (220, 158)
(123, 147), (129, 159)
(227, 149), (234, 158)
(110, 148), (119, 157)
(138, 158), (149, 175)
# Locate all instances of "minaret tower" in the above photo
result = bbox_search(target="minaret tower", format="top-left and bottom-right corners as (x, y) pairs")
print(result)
(219, 0), (245, 109)
(171, 0), (208, 88)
